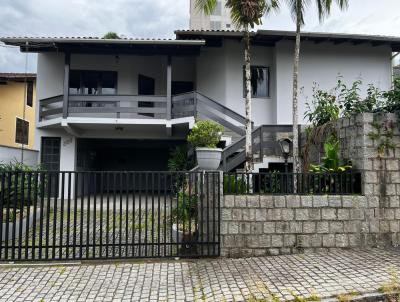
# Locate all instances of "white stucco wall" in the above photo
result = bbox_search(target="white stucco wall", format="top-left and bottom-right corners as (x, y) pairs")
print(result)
(275, 40), (392, 124)
(196, 40), (276, 126)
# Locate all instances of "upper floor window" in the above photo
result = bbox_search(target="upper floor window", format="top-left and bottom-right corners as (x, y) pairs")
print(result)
(69, 70), (117, 95)
(211, 1), (222, 16)
(243, 66), (270, 98)
(15, 118), (29, 145)
(26, 81), (33, 107)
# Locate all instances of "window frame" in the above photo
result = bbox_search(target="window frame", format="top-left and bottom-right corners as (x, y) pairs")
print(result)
(69, 70), (118, 95)
(15, 117), (29, 145)
(26, 81), (34, 107)
(242, 65), (270, 99)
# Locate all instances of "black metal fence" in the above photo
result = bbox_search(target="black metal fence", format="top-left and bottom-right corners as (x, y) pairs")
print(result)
(223, 172), (362, 195)
(0, 171), (220, 261)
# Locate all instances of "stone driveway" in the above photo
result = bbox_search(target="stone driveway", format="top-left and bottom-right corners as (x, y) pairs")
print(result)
(0, 249), (399, 302)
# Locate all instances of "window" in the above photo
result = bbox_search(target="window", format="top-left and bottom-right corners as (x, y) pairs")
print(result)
(69, 70), (117, 95)
(210, 21), (222, 30)
(26, 81), (33, 107)
(226, 24), (231, 29)
(211, 1), (222, 16)
(243, 66), (270, 98)
(15, 118), (29, 145)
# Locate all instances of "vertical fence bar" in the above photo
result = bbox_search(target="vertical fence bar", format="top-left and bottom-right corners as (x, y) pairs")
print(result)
(5, 173), (12, 260)
(79, 172), (84, 259)
(100, 172), (104, 259)
(86, 172), (91, 259)
(45, 172), (51, 260)
(131, 172), (136, 257)
(151, 172), (154, 257)
(145, 173), (148, 257)
(11, 171), (19, 260)
(188, 173), (192, 256)
(66, 172), (72, 259)
(73, 172), (78, 260)
(217, 172), (221, 256)
(0, 172), (5, 259)
(112, 172), (116, 258)
(200, 172), (204, 257)
(119, 172), (123, 257)
(93, 172), (97, 258)
(38, 172), (45, 260)
(163, 173), (167, 257)
(138, 173), (142, 258)
(206, 172), (210, 256)
(157, 172), (161, 257)
(125, 172), (129, 258)
(18, 172), (25, 260)
(59, 172), (65, 260)
(52, 172), (58, 260)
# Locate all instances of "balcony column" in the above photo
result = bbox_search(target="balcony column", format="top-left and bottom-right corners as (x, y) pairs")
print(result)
(166, 55), (172, 121)
(62, 52), (70, 119)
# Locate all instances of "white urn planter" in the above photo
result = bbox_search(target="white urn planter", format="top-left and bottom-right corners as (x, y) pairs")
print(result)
(195, 147), (222, 170)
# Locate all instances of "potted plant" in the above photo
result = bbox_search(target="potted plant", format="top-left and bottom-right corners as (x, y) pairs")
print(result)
(171, 192), (198, 246)
(187, 120), (224, 170)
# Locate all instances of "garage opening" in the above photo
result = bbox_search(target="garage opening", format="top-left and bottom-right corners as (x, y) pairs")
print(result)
(76, 138), (186, 172)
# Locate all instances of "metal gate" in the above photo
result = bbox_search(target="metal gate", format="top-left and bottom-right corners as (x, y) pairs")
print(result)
(0, 171), (220, 261)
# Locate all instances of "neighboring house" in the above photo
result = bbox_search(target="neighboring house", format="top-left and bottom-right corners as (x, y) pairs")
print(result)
(1, 30), (397, 173)
(190, 0), (233, 30)
(0, 73), (38, 166)
(394, 65), (400, 78)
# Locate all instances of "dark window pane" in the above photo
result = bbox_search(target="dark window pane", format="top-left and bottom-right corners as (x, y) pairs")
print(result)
(83, 71), (100, 95)
(243, 66), (270, 98)
(26, 81), (33, 107)
(15, 118), (29, 145)
(69, 70), (81, 94)
(101, 72), (117, 94)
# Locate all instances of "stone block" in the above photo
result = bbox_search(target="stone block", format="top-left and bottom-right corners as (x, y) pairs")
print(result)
(271, 235), (283, 247)
(284, 235), (296, 247)
(364, 171), (378, 184)
(367, 196), (379, 208)
(295, 209), (308, 220)
(259, 195), (274, 208)
(301, 196), (313, 207)
(235, 195), (247, 207)
(245, 235), (260, 248)
(330, 221), (344, 233)
(308, 209), (321, 220)
(316, 221), (329, 233)
(221, 209), (232, 221)
(231, 209), (242, 220)
(369, 220), (380, 233)
(322, 209), (337, 220)
(221, 222), (228, 235)
(263, 222), (275, 234)
(386, 184), (397, 196)
(254, 249), (267, 257)
(274, 196), (286, 208)
(297, 235), (311, 248)
(223, 235), (236, 247)
(286, 196), (301, 208)
(349, 234), (362, 247)
(395, 209), (400, 219)
(289, 222), (302, 233)
(240, 222), (251, 234)
(255, 209), (267, 221)
(311, 235), (322, 247)
(384, 209), (396, 220)
(335, 234), (349, 248)
(258, 235), (271, 248)
(250, 223), (263, 234)
(350, 209), (365, 220)
(303, 222), (316, 233)
(386, 159), (399, 171)
(224, 195), (235, 208)
(242, 209), (255, 221)
(313, 196), (328, 207)
(380, 221), (390, 233)
(337, 209), (350, 220)
(275, 222), (290, 234)
(266, 248), (280, 256)
(247, 195), (260, 208)
(267, 209), (282, 221)
(344, 221), (362, 233)
(281, 209), (295, 221)
(228, 222), (239, 234)
(322, 234), (335, 247)
(390, 221), (400, 233)
(328, 196), (342, 207)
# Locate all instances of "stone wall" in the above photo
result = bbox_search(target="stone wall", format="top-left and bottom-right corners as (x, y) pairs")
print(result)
(220, 113), (400, 257)
(220, 194), (400, 257)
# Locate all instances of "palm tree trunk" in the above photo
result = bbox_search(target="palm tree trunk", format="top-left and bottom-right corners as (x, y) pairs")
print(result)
(292, 2), (301, 189)
(244, 28), (253, 173)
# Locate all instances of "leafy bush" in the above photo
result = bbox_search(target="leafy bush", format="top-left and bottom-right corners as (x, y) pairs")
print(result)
(167, 145), (194, 172)
(170, 192), (198, 228)
(382, 77), (400, 114)
(187, 120), (223, 148)
(0, 161), (44, 207)
(223, 174), (248, 194)
(305, 84), (339, 127)
(102, 32), (120, 39)
(309, 137), (352, 173)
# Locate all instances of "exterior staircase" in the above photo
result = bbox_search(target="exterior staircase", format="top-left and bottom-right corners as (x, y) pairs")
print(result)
(172, 92), (293, 172)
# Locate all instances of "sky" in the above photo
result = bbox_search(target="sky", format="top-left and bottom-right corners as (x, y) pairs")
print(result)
(1, 0), (400, 73)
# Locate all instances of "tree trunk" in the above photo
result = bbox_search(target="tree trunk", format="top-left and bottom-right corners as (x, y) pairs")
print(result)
(292, 1), (301, 189)
(244, 29), (253, 173)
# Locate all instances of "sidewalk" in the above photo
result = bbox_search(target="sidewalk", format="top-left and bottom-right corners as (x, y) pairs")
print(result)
(0, 249), (399, 301)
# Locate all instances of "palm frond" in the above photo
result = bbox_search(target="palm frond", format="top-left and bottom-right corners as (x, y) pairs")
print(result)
(195, 0), (218, 15)
(226, 0), (274, 28)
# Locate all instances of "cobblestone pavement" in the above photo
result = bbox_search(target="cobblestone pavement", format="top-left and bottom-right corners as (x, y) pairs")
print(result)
(0, 249), (399, 302)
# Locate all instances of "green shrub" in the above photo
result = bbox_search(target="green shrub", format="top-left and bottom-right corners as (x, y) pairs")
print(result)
(187, 120), (223, 148)
(170, 192), (198, 227)
(223, 174), (248, 194)
(167, 145), (194, 172)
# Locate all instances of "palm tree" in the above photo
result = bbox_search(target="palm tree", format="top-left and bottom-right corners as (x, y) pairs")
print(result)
(195, 0), (278, 172)
(275, 0), (348, 175)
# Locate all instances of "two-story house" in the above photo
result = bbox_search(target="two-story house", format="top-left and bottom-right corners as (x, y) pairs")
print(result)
(1, 30), (398, 174)
(0, 73), (38, 166)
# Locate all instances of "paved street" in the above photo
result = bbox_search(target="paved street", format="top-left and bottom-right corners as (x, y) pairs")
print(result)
(0, 249), (399, 301)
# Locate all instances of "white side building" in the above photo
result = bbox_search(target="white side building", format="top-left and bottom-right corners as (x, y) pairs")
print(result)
(190, 0), (234, 30)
